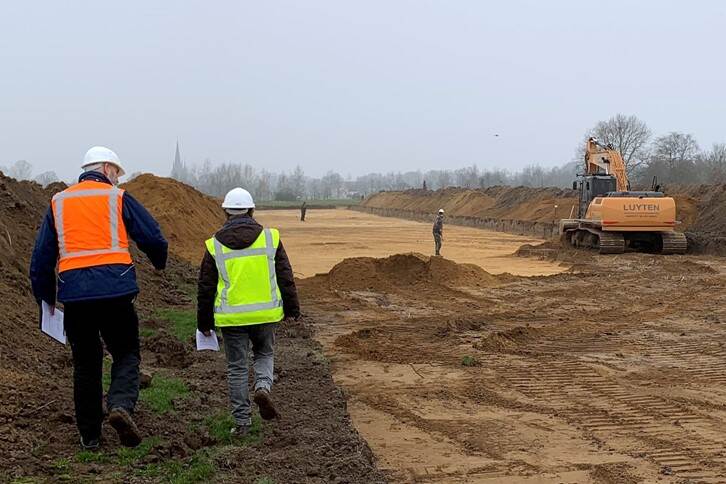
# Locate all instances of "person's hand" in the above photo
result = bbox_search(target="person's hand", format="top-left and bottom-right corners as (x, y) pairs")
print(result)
(202, 329), (212, 337)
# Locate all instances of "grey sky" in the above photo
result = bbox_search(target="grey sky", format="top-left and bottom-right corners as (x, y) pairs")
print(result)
(1, 1), (724, 181)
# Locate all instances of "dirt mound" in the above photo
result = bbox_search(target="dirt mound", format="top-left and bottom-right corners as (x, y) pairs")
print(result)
(122, 174), (224, 263)
(474, 325), (544, 352)
(328, 252), (499, 292)
(363, 186), (578, 223)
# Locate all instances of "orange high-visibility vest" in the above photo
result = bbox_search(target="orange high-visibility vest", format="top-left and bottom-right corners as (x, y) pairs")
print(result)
(51, 180), (132, 272)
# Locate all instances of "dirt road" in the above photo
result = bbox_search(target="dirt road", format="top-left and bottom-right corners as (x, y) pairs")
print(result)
(259, 209), (726, 483)
(255, 209), (565, 277)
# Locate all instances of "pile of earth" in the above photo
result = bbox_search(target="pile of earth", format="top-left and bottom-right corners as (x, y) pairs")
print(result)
(122, 174), (224, 263)
(327, 252), (500, 292)
(363, 186), (578, 223)
(0, 171), (385, 483)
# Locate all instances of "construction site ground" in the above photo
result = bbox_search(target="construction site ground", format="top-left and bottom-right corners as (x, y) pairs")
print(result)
(269, 209), (726, 483)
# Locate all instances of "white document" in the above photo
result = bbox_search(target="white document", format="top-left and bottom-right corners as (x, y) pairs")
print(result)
(196, 330), (220, 351)
(41, 301), (66, 345)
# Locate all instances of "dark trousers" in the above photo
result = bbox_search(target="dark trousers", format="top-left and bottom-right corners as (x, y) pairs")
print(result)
(434, 233), (442, 255)
(64, 295), (140, 440)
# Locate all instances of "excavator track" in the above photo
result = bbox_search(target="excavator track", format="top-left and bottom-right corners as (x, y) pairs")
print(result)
(661, 231), (688, 254)
(597, 231), (625, 254)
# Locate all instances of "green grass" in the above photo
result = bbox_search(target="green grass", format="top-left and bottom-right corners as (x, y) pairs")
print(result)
(116, 436), (162, 466)
(154, 309), (196, 342)
(102, 357), (112, 392)
(204, 412), (263, 445)
(52, 457), (71, 472)
(140, 375), (189, 414)
(461, 355), (478, 367)
(75, 450), (111, 464)
(138, 450), (215, 484)
(139, 327), (158, 338)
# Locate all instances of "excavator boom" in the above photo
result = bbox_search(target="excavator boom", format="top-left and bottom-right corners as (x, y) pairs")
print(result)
(585, 138), (629, 192)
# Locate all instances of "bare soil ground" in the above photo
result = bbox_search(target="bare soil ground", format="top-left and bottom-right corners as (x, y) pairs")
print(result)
(285, 209), (726, 483)
(0, 175), (384, 484)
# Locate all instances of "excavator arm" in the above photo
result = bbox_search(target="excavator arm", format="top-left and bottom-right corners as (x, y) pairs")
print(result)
(585, 137), (629, 192)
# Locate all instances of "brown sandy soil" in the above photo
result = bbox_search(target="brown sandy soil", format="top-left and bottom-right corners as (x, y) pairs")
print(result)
(287, 210), (726, 483)
(254, 209), (565, 277)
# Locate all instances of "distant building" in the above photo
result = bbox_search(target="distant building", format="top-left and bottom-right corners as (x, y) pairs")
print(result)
(170, 141), (189, 182)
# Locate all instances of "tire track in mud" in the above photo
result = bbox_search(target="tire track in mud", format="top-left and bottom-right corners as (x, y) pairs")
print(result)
(495, 350), (726, 482)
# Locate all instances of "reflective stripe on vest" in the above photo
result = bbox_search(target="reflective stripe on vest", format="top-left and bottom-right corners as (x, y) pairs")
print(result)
(212, 229), (281, 314)
(52, 182), (131, 271)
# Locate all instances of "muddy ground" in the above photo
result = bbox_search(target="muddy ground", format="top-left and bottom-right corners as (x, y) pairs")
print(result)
(0, 173), (384, 484)
(288, 210), (726, 483)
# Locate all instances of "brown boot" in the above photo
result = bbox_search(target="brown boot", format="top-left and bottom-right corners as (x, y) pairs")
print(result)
(253, 389), (280, 420)
(108, 408), (142, 447)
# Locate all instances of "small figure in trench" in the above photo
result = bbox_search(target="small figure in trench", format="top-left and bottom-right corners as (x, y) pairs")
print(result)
(433, 208), (444, 256)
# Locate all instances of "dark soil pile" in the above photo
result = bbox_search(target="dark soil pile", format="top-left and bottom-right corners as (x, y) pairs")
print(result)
(122, 174), (225, 264)
(0, 172), (386, 483)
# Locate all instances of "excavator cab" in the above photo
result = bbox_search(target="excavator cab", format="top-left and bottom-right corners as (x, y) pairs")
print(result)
(573, 175), (617, 219)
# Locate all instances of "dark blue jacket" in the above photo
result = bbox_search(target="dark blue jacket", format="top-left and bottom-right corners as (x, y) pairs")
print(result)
(30, 172), (168, 304)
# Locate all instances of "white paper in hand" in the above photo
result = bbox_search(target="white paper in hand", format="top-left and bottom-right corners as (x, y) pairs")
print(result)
(195, 330), (219, 351)
(41, 301), (66, 345)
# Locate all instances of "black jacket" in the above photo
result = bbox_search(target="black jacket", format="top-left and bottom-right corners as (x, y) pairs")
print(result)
(197, 215), (300, 332)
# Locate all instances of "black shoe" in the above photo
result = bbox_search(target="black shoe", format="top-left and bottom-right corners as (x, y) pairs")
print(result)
(108, 408), (142, 448)
(230, 424), (250, 437)
(80, 436), (101, 451)
(253, 389), (280, 420)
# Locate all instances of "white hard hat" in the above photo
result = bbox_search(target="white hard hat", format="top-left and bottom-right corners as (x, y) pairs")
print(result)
(438, 209), (445, 214)
(82, 146), (126, 176)
(222, 187), (255, 209)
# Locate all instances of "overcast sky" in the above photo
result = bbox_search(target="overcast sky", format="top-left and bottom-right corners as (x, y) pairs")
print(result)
(1, 1), (724, 181)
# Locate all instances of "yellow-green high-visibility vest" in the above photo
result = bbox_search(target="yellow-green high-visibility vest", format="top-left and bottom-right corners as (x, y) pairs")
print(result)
(205, 228), (284, 326)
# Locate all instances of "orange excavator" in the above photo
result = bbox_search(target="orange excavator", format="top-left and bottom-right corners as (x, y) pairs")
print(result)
(559, 137), (687, 254)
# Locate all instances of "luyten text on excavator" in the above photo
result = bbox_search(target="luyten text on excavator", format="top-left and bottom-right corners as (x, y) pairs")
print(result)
(559, 137), (687, 254)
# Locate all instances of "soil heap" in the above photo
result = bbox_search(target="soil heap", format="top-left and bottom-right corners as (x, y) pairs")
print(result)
(325, 252), (500, 293)
(122, 174), (224, 263)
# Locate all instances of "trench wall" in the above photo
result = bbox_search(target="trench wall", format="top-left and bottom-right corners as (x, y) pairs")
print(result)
(351, 205), (560, 240)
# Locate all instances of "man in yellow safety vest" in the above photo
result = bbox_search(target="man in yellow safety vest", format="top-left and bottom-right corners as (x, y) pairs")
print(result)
(197, 188), (300, 435)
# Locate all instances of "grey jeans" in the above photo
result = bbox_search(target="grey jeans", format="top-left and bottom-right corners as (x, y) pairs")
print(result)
(221, 323), (276, 425)
(434, 233), (442, 255)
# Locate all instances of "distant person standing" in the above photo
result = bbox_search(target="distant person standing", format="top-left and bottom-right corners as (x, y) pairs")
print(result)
(433, 209), (444, 256)
(300, 201), (307, 222)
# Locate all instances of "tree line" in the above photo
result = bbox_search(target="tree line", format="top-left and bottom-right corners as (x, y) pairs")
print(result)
(3, 114), (724, 199)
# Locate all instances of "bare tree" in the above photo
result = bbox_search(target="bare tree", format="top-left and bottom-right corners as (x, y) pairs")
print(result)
(640, 132), (701, 184)
(702, 143), (726, 183)
(8, 160), (33, 180)
(581, 114), (652, 175)
(34, 171), (59, 186)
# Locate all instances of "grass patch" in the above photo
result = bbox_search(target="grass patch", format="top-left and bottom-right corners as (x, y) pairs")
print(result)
(52, 457), (71, 472)
(154, 309), (196, 342)
(102, 357), (112, 392)
(116, 436), (162, 466)
(140, 375), (189, 414)
(204, 412), (262, 445)
(138, 450), (215, 484)
(461, 355), (479, 367)
(139, 327), (158, 338)
(75, 450), (111, 464)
